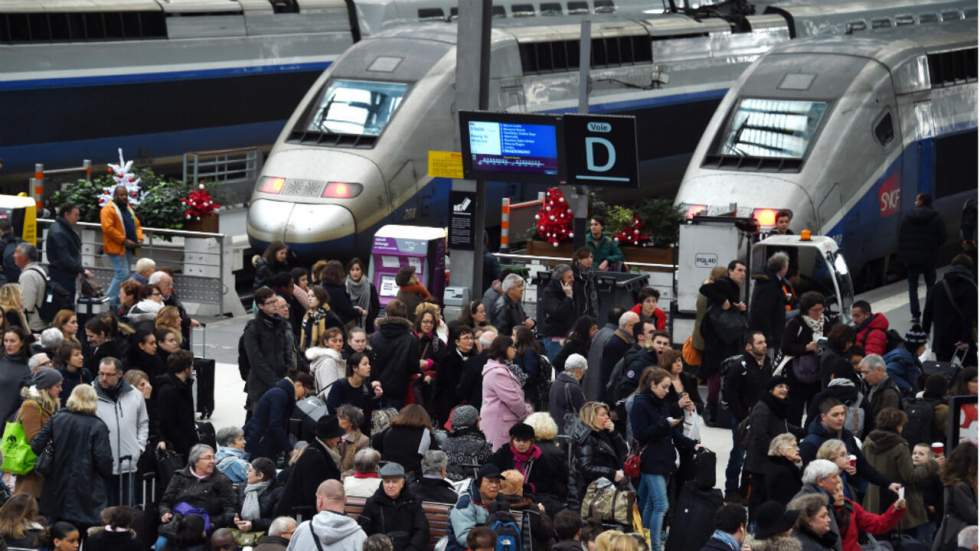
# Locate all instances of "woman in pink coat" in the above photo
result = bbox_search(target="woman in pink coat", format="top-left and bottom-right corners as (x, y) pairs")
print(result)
(481, 336), (533, 451)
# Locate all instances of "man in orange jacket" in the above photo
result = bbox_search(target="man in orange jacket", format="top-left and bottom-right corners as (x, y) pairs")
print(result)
(100, 185), (143, 308)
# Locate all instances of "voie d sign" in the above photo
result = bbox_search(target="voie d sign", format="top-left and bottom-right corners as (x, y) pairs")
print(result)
(587, 122), (612, 133)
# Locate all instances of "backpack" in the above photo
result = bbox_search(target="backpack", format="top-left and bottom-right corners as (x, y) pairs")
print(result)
(719, 354), (745, 407)
(884, 329), (905, 354)
(792, 354), (821, 384)
(604, 356), (627, 401)
(26, 267), (72, 323)
(237, 320), (253, 381)
(489, 510), (522, 551)
(901, 397), (939, 447)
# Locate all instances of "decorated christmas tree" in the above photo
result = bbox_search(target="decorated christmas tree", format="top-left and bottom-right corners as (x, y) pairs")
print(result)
(613, 212), (652, 246)
(181, 184), (221, 222)
(535, 186), (573, 246)
(98, 148), (143, 207)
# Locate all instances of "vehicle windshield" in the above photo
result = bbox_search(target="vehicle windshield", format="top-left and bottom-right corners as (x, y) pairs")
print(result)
(304, 80), (408, 137)
(712, 98), (828, 160)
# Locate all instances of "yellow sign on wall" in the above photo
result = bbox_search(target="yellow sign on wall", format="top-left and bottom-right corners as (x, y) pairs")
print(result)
(427, 150), (464, 179)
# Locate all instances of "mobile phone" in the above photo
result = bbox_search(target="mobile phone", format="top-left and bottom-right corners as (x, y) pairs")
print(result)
(898, 486), (905, 501)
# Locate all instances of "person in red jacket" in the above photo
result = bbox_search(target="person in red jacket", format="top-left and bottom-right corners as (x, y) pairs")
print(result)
(630, 287), (666, 331)
(851, 301), (890, 357)
(831, 478), (905, 551)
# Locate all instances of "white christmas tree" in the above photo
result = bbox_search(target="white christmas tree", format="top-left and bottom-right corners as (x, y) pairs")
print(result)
(99, 148), (143, 207)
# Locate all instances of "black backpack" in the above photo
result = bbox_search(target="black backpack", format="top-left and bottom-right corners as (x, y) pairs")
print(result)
(901, 397), (940, 447)
(26, 267), (72, 323)
(237, 320), (253, 382)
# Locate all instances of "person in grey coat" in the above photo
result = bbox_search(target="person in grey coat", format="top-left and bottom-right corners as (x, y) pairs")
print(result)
(584, 308), (623, 401)
(245, 287), (296, 411)
(548, 353), (587, 431)
(94, 356), (149, 506)
(14, 243), (47, 332)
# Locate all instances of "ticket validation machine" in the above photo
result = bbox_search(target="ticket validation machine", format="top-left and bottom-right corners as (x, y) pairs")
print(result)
(370, 225), (446, 307)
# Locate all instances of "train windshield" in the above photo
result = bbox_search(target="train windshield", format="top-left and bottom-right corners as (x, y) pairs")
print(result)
(712, 98), (828, 160)
(305, 80), (408, 137)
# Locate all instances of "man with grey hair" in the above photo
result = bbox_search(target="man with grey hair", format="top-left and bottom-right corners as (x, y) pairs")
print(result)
(38, 327), (64, 355)
(345, 448), (383, 499)
(793, 459), (844, 551)
(549, 353), (587, 429)
(149, 270), (200, 342)
(14, 242), (47, 331)
(493, 273), (534, 336)
(539, 264), (576, 359)
(749, 251), (793, 349)
(859, 354), (901, 433)
(959, 526), (979, 551)
(412, 450), (458, 504)
(254, 517), (298, 550)
(94, 355), (149, 506)
(214, 426), (249, 484)
(598, 311), (638, 402)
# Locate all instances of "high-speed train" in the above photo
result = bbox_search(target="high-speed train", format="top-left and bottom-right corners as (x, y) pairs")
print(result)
(674, 19), (977, 287)
(246, 0), (976, 259)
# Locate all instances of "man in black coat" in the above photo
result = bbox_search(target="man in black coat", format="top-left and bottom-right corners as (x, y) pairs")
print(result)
(370, 300), (420, 410)
(358, 462), (430, 551)
(493, 274), (534, 336)
(159, 444), (238, 529)
(549, 353), (587, 431)
(721, 331), (772, 499)
(244, 287), (295, 411)
(571, 247), (598, 319)
(155, 350), (200, 459)
(923, 254), (978, 363)
(599, 312), (637, 407)
(244, 374), (315, 461)
(45, 203), (90, 298)
(699, 260), (748, 425)
(898, 193), (946, 321)
(275, 415), (344, 518)
(749, 251), (792, 350)
(699, 504), (749, 551)
(539, 264), (576, 359)
(410, 450), (459, 504)
(606, 320), (656, 405)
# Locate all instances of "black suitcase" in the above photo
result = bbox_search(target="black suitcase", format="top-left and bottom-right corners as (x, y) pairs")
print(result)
(193, 324), (215, 418)
(665, 481), (724, 551)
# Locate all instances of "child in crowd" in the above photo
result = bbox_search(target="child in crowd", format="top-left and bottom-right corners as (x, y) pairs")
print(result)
(912, 443), (945, 542)
(466, 526), (496, 551)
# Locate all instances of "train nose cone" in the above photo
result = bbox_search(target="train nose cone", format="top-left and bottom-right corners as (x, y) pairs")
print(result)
(247, 200), (356, 244)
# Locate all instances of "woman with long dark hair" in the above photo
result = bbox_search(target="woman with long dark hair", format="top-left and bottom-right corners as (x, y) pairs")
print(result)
(320, 260), (358, 327)
(346, 258), (380, 333)
(253, 241), (290, 290)
(933, 442), (978, 551)
(380, 404), (434, 477)
(554, 316), (597, 374)
(457, 300), (490, 330)
(514, 326), (544, 408)
(325, 351), (382, 432)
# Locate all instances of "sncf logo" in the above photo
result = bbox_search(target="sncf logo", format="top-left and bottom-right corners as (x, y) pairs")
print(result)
(878, 173), (901, 217)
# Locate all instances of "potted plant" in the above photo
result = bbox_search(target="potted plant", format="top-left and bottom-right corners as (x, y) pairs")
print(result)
(181, 184), (221, 233)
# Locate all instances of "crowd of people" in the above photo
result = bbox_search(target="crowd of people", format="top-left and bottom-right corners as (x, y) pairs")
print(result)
(0, 192), (970, 551)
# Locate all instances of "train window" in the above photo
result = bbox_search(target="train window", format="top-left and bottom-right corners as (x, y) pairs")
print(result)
(593, 0), (615, 13)
(567, 1), (589, 14)
(927, 48), (979, 88)
(965, 8), (978, 19)
(873, 112), (894, 146)
(894, 15), (915, 26)
(540, 2), (563, 15)
(449, 7), (458, 19)
(934, 131), (978, 199)
(871, 18), (892, 29)
(492, 5), (507, 17)
(417, 8), (445, 21)
(512, 4), (536, 17)
(302, 79), (408, 139)
(0, 11), (167, 42)
(846, 20), (866, 33)
(918, 13), (939, 24)
(940, 10), (962, 21)
(706, 98), (828, 168)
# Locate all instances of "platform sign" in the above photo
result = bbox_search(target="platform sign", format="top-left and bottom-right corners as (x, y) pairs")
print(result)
(428, 150), (464, 179)
(460, 111), (564, 184)
(563, 114), (639, 188)
(448, 190), (476, 250)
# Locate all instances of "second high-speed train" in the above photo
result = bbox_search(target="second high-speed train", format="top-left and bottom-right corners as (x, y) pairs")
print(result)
(674, 19), (977, 287)
(246, 0), (976, 259)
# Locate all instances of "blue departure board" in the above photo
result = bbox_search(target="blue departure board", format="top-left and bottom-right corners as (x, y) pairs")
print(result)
(460, 112), (564, 184)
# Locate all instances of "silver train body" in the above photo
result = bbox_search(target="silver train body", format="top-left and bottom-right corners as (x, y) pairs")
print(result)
(674, 19), (977, 285)
(246, 0), (976, 259)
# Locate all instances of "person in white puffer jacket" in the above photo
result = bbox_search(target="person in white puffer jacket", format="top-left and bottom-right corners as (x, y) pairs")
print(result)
(306, 327), (346, 398)
(287, 480), (367, 551)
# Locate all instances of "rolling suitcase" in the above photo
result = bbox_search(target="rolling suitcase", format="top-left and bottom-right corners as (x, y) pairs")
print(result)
(193, 324), (215, 419)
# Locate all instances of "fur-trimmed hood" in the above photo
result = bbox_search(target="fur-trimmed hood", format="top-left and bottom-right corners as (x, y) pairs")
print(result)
(746, 535), (803, 551)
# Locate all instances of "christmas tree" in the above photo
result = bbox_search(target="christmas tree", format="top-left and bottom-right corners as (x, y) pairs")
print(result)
(613, 212), (652, 246)
(99, 148), (143, 207)
(181, 184), (221, 222)
(535, 187), (573, 246)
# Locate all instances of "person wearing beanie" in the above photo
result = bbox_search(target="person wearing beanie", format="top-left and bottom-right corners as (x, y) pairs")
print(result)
(747, 501), (801, 550)
(743, 374), (804, 512)
(14, 367), (63, 497)
(274, 415), (344, 518)
(548, 352), (587, 432)
(488, 422), (564, 512)
(883, 325), (929, 396)
(442, 405), (492, 482)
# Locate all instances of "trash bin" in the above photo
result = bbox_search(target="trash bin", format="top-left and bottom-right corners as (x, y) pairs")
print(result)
(594, 272), (648, 325)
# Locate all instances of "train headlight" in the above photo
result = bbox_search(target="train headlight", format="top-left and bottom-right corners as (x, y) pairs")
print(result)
(682, 204), (707, 219)
(321, 182), (363, 199)
(257, 176), (286, 194)
(752, 208), (778, 227)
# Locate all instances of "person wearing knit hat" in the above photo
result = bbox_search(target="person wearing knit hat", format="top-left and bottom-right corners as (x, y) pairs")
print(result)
(742, 372), (801, 511)
(14, 367), (63, 497)
(882, 325), (929, 396)
(451, 405), (479, 433)
(442, 405), (493, 482)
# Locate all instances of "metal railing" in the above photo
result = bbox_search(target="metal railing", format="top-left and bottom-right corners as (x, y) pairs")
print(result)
(182, 147), (263, 207)
(37, 218), (246, 317)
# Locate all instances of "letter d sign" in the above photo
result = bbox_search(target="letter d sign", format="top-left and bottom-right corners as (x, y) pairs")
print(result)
(585, 137), (616, 172)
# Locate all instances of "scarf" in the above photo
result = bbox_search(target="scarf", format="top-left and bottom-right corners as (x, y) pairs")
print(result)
(241, 481), (271, 521)
(346, 275), (371, 318)
(710, 530), (740, 551)
(353, 472), (380, 479)
(803, 314), (824, 339)
(506, 361), (528, 386)
(510, 444), (542, 476)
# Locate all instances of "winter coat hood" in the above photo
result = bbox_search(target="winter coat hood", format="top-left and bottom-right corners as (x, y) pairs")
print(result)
(746, 536), (803, 551)
(377, 316), (413, 337)
(482, 358), (513, 377)
(862, 429), (907, 455)
(312, 510), (367, 545)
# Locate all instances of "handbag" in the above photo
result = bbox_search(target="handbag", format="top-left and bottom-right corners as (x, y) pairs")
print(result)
(0, 419), (37, 475)
(33, 436), (54, 478)
(682, 410), (702, 441)
(623, 448), (644, 479)
(707, 306), (748, 345)
(581, 477), (635, 526)
(682, 336), (702, 367)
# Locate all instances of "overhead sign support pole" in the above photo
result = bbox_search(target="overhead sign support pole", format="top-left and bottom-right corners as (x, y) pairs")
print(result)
(449, 0), (491, 301)
(568, 19), (592, 249)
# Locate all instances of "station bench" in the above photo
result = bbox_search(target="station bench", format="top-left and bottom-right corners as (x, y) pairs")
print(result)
(343, 496), (523, 551)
